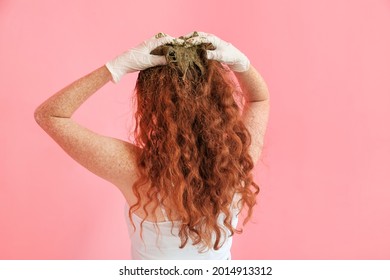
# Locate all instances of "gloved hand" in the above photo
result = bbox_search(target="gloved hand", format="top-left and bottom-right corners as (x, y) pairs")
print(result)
(183, 31), (250, 72)
(105, 33), (177, 83)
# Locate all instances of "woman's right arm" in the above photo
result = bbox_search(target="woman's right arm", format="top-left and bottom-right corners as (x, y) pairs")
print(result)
(186, 32), (270, 164)
(235, 66), (270, 164)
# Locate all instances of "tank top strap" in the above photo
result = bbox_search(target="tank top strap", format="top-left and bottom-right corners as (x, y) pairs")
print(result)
(157, 193), (169, 222)
(231, 192), (242, 212)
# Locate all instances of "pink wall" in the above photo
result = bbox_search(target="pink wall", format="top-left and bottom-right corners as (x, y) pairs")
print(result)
(1, 0), (390, 259)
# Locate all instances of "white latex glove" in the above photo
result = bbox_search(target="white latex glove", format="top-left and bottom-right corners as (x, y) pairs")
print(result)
(184, 31), (250, 72)
(105, 33), (177, 83)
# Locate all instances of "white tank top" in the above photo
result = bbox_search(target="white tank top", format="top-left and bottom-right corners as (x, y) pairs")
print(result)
(124, 194), (240, 260)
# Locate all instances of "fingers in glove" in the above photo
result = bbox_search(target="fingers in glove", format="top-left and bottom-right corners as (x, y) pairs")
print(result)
(143, 33), (176, 50)
(182, 31), (198, 39)
(186, 35), (219, 50)
(149, 55), (167, 66)
(206, 50), (217, 60)
(150, 35), (176, 49)
(154, 32), (168, 39)
(183, 31), (211, 38)
(186, 36), (207, 45)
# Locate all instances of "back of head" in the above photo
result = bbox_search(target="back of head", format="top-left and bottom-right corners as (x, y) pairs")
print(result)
(130, 34), (259, 251)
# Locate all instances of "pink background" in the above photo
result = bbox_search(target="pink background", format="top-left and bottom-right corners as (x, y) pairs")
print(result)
(1, 0), (390, 259)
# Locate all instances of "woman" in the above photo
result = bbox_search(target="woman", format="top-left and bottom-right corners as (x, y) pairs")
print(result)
(34, 32), (270, 259)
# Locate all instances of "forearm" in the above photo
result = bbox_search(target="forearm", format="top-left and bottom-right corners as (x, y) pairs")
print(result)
(34, 65), (112, 121)
(234, 65), (270, 102)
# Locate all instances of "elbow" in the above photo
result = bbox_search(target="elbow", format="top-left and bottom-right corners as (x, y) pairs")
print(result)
(34, 107), (41, 124)
(34, 106), (46, 126)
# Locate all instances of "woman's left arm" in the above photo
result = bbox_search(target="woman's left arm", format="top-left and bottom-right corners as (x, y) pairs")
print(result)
(34, 65), (139, 193)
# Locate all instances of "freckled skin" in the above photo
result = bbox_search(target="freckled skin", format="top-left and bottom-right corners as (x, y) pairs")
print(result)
(33, 39), (270, 222)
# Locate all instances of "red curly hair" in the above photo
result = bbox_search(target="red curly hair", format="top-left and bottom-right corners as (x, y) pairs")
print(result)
(129, 44), (259, 251)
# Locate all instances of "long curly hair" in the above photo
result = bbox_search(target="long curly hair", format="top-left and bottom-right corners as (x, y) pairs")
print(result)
(129, 43), (259, 251)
